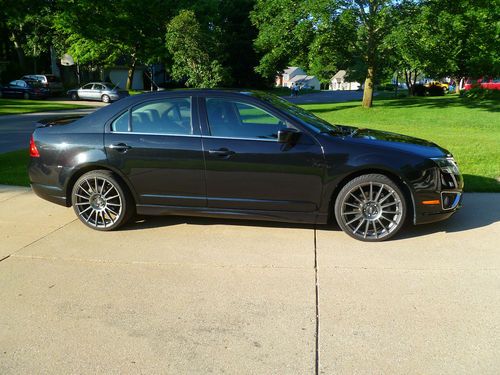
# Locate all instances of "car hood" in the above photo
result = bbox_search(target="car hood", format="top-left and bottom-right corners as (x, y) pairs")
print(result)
(327, 125), (450, 158)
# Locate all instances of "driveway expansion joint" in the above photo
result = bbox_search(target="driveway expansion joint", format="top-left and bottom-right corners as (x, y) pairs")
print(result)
(313, 225), (320, 375)
(8, 254), (313, 270)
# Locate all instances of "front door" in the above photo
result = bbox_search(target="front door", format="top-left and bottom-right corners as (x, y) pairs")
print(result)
(200, 96), (324, 212)
(78, 83), (94, 100)
(105, 96), (206, 207)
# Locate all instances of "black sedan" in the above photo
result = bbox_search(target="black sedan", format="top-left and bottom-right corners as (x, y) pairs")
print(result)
(28, 90), (463, 241)
(0, 79), (50, 99)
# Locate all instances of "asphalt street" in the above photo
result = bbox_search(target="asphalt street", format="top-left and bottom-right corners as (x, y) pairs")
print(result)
(0, 108), (97, 154)
(0, 186), (499, 374)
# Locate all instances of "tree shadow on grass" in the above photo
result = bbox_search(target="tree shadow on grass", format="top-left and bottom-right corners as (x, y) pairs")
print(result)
(463, 174), (500, 193)
(373, 96), (500, 113)
(302, 95), (499, 113)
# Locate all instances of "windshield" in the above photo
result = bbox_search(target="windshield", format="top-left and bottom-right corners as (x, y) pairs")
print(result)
(250, 91), (338, 133)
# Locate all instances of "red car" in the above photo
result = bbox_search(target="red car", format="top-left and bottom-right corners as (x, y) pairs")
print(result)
(464, 77), (500, 90)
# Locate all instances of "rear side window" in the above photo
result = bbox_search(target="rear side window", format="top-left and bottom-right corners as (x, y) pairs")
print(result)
(111, 98), (192, 135)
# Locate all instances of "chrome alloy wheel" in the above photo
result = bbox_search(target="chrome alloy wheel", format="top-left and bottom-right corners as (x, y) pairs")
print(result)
(73, 176), (123, 229)
(340, 182), (404, 240)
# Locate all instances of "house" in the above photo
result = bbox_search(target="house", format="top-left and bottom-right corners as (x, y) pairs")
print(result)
(288, 74), (320, 90)
(276, 66), (320, 90)
(330, 70), (361, 91)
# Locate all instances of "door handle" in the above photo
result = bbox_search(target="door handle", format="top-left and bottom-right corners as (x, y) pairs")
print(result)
(208, 148), (235, 157)
(109, 143), (132, 152)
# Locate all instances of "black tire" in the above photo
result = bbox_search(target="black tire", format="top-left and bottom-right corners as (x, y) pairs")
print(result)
(23, 92), (30, 100)
(71, 170), (135, 231)
(334, 174), (407, 242)
(101, 94), (111, 103)
(71, 92), (79, 101)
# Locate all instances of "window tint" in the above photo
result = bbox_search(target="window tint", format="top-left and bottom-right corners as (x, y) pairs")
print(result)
(82, 83), (93, 89)
(112, 98), (192, 135)
(111, 111), (129, 132)
(94, 84), (105, 90)
(205, 98), (287, 140)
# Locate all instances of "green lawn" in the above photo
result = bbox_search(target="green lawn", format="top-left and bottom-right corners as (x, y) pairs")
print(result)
(0, 98), (91, 116)
(0, 150), (30, 186)
(302, 95), (500, 192)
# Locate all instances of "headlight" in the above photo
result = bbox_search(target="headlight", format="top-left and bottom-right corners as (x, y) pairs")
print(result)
(431, 157), (460, 175)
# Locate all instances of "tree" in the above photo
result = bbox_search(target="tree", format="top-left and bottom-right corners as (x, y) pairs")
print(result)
(53, 0), (170, 89)
(345, 0), (395, 107)
(388, 0), (499, 94)
(2, 0), (55, 73)
(251, 0), (397, 107)
(166, 9), (229, 88)
(251, 0), (315, 80)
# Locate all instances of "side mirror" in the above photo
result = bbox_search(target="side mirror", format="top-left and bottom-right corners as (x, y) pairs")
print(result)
(277, 128), (301, 144)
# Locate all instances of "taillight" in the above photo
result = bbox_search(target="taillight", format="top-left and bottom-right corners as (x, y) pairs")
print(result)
(29, 134), (40, 157)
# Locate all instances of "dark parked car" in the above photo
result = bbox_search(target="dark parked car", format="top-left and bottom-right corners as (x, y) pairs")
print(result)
(0, 79), (50, 99)
(67, 82), (129, 103)
(21, 74), (64, 95)
(29, 90), (463, 241)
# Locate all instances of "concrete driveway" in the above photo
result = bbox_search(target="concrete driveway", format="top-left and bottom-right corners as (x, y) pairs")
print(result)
(0, 186), (499, 374)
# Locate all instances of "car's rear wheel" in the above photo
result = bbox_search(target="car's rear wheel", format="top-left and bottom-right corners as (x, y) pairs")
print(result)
(71, 170), (134, 231)
(71, 92), (78, 100)
(101, 94), (111, 103)
(334, 174), (407, 242)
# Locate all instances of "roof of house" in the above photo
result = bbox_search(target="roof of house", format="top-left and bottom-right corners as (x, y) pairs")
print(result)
(332, 70), (347, 79)
(290, 75), (318, 83)
(283, 66), (304, 75)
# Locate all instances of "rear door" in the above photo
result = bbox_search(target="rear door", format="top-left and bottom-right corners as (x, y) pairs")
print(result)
(91, 84), (105, 100)
(200, 96), (325, 212)
(105, 95), (206, 207)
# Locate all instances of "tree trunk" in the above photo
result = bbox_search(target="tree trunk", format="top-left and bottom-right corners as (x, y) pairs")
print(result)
(11, 32), (26, 72)
(405, 70), (412, 96)
(362, 66), (375, 108)
(126, 54), (137, 90)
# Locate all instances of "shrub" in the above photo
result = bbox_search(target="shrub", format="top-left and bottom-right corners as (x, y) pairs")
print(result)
(413, 84), (427, 96)
(376, 83), (395, 91)
(460, 87), (500, 100)
(427, 84), (446, 96)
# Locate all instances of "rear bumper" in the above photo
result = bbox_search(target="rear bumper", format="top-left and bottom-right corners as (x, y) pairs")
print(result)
(31, 183), (67, 206)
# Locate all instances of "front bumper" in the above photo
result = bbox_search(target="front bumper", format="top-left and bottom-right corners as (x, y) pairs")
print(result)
(413, 165), (463, 225)
(414, 191), (463, 225)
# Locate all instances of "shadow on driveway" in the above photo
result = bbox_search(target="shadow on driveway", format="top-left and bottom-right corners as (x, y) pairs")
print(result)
(122, 193), (499, 241)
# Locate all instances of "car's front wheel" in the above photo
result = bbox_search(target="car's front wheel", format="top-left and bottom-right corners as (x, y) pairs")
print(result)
(71, 170), (134, 231)
(101, 94), (111, 103)
(334, 174), (407, 241)
(23, 92), (30, 100)
(70, 92), (78, 100)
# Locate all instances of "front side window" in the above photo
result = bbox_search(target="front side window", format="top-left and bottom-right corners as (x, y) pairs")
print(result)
(205, 98), (287, 140)
(82, 83), (93, 90)
(111, 98), (192, 135)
